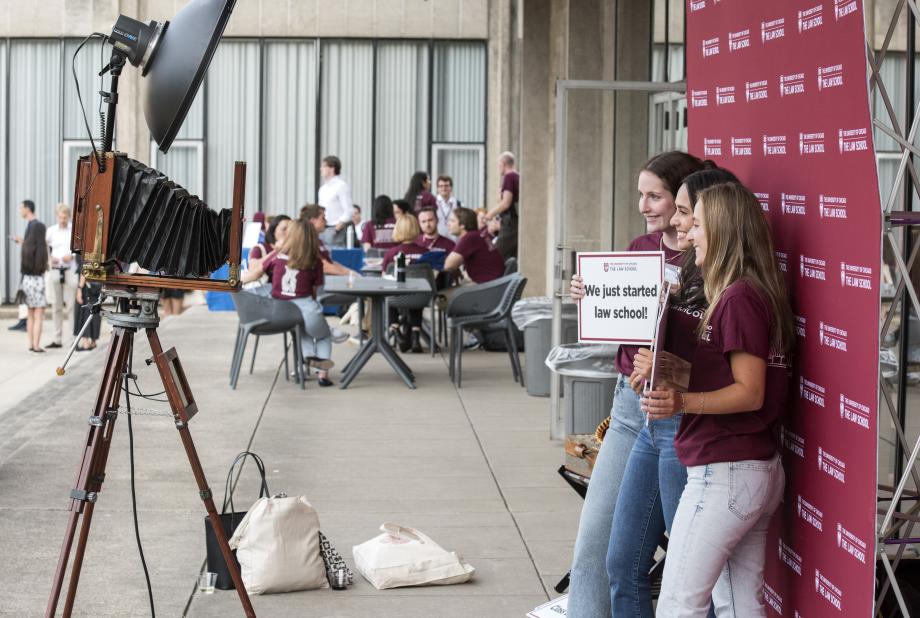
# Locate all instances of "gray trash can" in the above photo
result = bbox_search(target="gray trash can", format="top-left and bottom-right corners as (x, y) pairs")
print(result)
(546, 344), (620, 435)
(512, 298), (578, 397)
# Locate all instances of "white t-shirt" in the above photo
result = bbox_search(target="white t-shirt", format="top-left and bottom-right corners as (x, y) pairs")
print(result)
(46, 223), (75, 271)
(318, 175), (353, 226)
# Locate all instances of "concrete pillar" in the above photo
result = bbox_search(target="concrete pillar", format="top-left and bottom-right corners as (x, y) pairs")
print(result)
(486, 0), (521, 210)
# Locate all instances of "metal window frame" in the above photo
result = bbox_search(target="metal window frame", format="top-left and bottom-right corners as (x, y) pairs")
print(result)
(431, 142), (486, 208)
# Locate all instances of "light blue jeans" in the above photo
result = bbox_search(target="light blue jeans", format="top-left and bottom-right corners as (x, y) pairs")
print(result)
(290, 296), (332, 361)
(657, 453), (785, 618)
(606, 414), (687, 618)
(566, 374), (644, 618)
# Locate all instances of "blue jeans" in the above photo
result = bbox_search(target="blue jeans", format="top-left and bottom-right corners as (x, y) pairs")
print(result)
(290, 296), (332, 360)
(606, 415), (687, 618)
(567, 375), (644, 618)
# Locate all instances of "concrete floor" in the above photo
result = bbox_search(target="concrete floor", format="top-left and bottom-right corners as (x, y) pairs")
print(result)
(0, 306), (578, 617)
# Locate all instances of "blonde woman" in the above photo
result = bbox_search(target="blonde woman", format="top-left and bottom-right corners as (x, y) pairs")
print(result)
(383, 214), (428, 353)
(645, 182), (794, 617)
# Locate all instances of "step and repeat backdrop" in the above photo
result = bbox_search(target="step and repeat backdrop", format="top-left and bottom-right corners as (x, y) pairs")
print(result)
(686, 1), (880, 615)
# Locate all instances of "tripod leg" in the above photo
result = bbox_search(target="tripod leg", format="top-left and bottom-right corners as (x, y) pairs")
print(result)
(146, 329), (256, 618)
(47, 327), (132, 618)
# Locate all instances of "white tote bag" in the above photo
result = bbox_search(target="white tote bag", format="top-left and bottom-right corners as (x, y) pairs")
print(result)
(228, 495), (329, 594)
(352, 523), (475, 590)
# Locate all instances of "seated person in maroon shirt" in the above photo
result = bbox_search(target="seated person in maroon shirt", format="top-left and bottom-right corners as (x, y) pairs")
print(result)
(444, 207), (506, 288)
(300, 204), (360, 277)
(382, 214), (429, 353)
(361, 195), (398, 250)
(416, 208), (456, 253)
(382, 215), (428, 271)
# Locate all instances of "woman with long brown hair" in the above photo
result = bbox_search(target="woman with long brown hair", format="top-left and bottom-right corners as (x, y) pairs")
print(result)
(646, 182), (794, 617)
(20, 220), (49, 353)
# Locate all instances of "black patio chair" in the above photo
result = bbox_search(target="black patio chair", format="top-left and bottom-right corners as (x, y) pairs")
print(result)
(230, 291), (305, 390)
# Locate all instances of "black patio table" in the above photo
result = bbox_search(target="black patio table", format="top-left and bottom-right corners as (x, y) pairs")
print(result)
(323, 275), (432, 389)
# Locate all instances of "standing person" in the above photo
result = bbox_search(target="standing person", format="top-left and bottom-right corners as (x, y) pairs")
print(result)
(565, 151), (705, 618)
(318, 155), (353, 247)
(9, 200), (39, 332)
(416, 208), (456, 253)
(242, 219), (337, 386)
(649, 182), (793, 618)
(74, 256), (102, 351)
(486, 151), (520, 259)
(362, 195), (398, 250)
(603, 168), (738, 618)
(20, 219), (49, 353)
(44, 203), (78, 349)
(405, 171), (437, 213)
(434, 175), (461, 240)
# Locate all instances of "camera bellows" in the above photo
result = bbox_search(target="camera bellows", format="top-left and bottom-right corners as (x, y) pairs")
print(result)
(108, 157), (231, 277)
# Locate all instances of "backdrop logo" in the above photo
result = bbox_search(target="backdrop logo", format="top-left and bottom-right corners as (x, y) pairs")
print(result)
(800, 375), (826, 407)
(729, 29), (751, 51)
(704, 138), (723, 156)
(838, 128), (869, 153)
(835, 0), (858, 20)
(716, 85), (737, 105)
(731, 137), (753, 156)
(818, 446), (846, 483)
(837, 522), (868, 564)
(746, 80), (769, 101)
(763, 135), (787, 155)
(795, 314), (806, 338)
(703, 36), (721, 57)
(819, 320), (848, 352)
(782, 426), (805, 458)
(800, 255), (827, 280)
(690, 0), (706, 11)
(755, 192), (770, 211)
(840, 393), (871, 429)
(816, 569), (844, 610)
(840, 262), (872, 289)
(798, 494), (824, 531)
(762, 18), (786, 42)
(691, 89), (709, 107)
(798, 4), (824, 31)
(818, 64), (844, 90)
(764, 582), (783, 614)
(820, 194), (848, 219)
(799, 131), (826, 154)
(779, 539), (803, 575)
(781, 193), (806, 216)
(776, 251), (788, 272)
(781, 73), (806, 96)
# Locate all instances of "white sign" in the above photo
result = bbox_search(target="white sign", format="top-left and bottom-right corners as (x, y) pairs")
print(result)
(528, 595), (567, 617)
(577, 251), (665, 345)
(242, 222), (262, 249)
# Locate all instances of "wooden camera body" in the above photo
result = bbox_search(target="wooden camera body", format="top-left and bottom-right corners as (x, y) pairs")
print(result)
(70, 152), (246, 292)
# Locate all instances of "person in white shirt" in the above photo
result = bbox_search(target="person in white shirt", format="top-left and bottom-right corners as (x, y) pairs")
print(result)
(317, 155), (353, 247)
(45, 203), (77, 349)
(434, 175), (461, 240)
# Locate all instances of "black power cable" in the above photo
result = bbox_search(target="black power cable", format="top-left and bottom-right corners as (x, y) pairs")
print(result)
(124, 344), (157, 617)
(71, 32), (108, 168)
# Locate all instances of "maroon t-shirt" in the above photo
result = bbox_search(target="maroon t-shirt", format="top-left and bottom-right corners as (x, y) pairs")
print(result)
(614, 232), (684, 376)
(417, 234), (455, 253)
(500, 171), (520, 217)
(361, 219), (397, 249)
(454, 230), (505, 283)
(664, 301), (705, 362)
(675, 280), (790, 466)
(382, 242), (428, 270)
(262, 253), (324, 300)
(413, 191), (437, 213)
(249, 243), (268, 261)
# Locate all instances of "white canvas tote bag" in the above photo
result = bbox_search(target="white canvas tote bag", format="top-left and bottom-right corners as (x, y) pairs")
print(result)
(352, 523), (475, 590)
(228, 494), (329, 594)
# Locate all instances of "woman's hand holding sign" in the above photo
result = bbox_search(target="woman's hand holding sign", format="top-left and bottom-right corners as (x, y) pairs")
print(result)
(630, 348), (692, 394)
(641, 388), (682, 420)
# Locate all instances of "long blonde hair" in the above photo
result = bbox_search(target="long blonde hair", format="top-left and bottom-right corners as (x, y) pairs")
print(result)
(696, 183), (795, 354)
(283, 218), (319, 270)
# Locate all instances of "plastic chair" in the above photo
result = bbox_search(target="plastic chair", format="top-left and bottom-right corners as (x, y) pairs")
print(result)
(387, 262), (439, 356)
(446, 273), (527, 388)
(503, 257), (518, 275)
(230, 291), (306, 390)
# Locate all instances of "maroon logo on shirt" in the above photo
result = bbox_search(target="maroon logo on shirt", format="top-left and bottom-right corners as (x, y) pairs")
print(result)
(731, 137), (752, 156)
(763, 135), (787, 156)
(835, 0), (858, 19)
(800, 376), (826, 407)
(728, 29), (751, 52)
(838, 128), (869, 153)
(779, 539), (802, 575)
(746, 80), (769, 102)
(702, 36), (720, 57)
(763, 582), (783, 614)
(815, 568), (844, 610)
(799, 131), (826, 154)
(840, 262), (872, 289)
(761, 18), (785, 42)
(840, 393), (871, 429)
(817, 446), (846, 483)
(798, 5), (824, 31)
(819, 320), (848, 352)
(836, 522), (867, 564)
(820, 194), (848, 219)
(818, 64), (844, 90)
(797, 494), (824, 531)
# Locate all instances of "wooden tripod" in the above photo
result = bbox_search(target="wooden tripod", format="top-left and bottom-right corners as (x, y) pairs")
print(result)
(46, 288), (255, 617)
